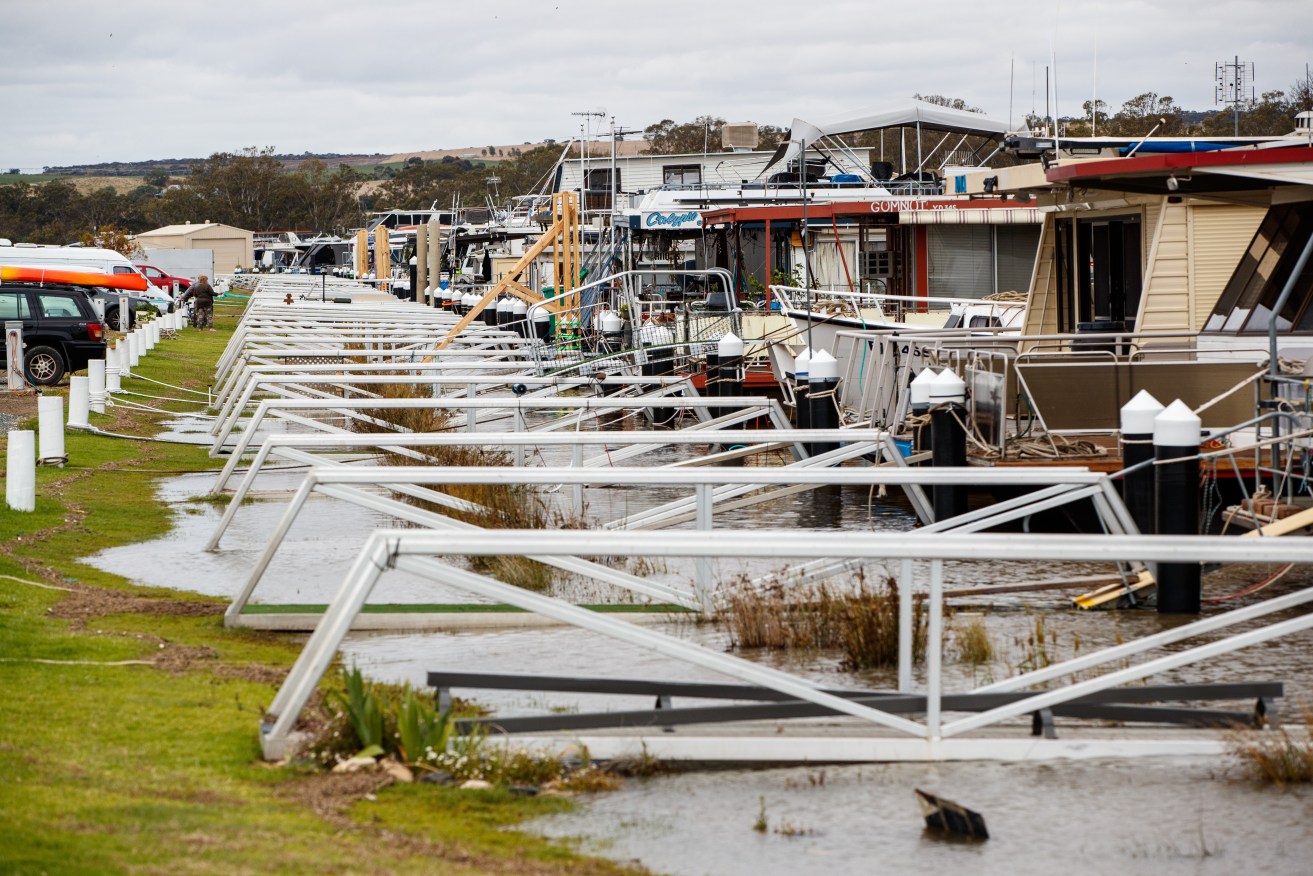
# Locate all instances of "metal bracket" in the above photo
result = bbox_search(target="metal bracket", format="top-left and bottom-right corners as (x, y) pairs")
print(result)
(1031, 708), (1057, 739)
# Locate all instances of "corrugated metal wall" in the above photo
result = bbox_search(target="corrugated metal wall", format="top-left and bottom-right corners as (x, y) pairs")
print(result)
(1021, 216), (1060, 344)
(1136, 201), (1266, 333)
(1190, 204), (1266, 329)
(1138, 201), (1192, 332)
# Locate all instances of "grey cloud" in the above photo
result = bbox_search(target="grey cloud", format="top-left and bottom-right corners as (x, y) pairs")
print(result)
(3, 0), (1310, 168)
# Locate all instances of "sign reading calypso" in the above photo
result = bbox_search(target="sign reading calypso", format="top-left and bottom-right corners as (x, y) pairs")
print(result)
(644, 210), (703, 229)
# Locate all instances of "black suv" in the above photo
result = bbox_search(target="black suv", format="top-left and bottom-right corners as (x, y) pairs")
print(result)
(0, 282), (106, 385)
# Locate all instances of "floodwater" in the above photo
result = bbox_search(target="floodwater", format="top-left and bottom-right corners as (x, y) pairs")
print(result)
(531, 758), (1313, 876)
(86, 410), (1313, 876)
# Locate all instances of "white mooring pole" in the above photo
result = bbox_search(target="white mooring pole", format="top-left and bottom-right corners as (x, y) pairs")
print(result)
(67, 376), (91, 429)
(6, 430), (36, 511)
(37, 395), (66, 465)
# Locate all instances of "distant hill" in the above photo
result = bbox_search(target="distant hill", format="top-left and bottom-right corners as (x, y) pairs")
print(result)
(382, 141), (649, 164)
(43, 151), (390, 177)
(41, 141), (603, 177)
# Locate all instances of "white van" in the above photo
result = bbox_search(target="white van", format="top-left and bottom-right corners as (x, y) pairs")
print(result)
(0, 243), (174, 328)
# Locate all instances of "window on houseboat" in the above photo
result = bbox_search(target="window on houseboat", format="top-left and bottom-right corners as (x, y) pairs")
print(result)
(926, 224), (1041, 301)
(1049, 213), (1143, 331)
(583, 168), (620, 213)
(1205, 202), (1313, 334)
(663, 164), (702, 186)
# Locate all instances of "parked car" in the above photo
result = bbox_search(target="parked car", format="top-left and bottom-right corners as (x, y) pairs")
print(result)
(134, 263), (192, 295)
(87, 288), (163, 331)
(0, 245), (174, 323)
(0, 281), (106, 385)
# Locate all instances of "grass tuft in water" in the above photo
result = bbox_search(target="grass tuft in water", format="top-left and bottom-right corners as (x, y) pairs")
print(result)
(1229, 707), (1313, 785)
(350, 381), (585, 591)
(952, 615), (994, 665)
(1014, 609), (1056, 673)
(722, 572), (928, 669)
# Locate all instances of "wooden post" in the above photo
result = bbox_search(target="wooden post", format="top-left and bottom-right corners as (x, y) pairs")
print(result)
(355, 228), (369, 278)
(414, 223), (428, 304)
(374, 225), (391, 292)
(435, 213), (571, 350)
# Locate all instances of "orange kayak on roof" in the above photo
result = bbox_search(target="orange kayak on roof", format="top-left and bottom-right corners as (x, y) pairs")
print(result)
(0, 264), (149, 292)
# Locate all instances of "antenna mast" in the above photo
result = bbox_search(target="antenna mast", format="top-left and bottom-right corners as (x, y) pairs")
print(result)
(1214, 56), (1255, 136)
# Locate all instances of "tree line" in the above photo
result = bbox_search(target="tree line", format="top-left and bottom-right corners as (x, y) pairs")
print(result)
(0, 148), (367, 245)
(1056, 78), (1313, 137)
(3, 85), (1311, 247)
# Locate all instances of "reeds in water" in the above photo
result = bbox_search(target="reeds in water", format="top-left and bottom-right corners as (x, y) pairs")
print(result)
(723, 573), (927, 669)
(1229, 707), (1313, 785)
(350, 381), (576, 591)
(952, 615), (994, 666)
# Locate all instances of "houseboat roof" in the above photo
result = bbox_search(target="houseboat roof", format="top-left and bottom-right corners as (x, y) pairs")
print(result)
(1041, 143), (1313, 196)
(765, 99), (1012, 177)
(702, 198), (1036, 226)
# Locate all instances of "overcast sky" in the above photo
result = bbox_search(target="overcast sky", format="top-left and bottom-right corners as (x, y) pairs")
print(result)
(3, 0), (1310, 170)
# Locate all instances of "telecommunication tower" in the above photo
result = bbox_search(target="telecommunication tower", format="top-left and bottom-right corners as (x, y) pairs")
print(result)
(1215, 56), (1255, 136)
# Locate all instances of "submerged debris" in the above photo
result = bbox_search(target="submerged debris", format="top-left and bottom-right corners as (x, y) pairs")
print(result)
(915, 788), (989, 839)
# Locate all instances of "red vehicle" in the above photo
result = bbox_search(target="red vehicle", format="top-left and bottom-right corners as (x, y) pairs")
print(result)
(134, 263), (192, 295)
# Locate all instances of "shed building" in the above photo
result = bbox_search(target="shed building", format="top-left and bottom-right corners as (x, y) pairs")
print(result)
(135, 222), (255, 274)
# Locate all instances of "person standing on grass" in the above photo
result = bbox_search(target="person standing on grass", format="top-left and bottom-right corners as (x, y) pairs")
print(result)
(179, 274), (216, 331)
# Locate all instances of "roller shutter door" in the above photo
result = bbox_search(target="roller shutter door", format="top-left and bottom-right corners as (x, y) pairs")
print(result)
(996, 225), (1040, 295)
(927, 225), (991, 298)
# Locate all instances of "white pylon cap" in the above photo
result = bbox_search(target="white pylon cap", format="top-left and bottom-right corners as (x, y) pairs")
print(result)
(1120, 389), (1164, 435)
(809, 349), (838, 381)
(910, 368), (937, 407)
(794, 346), (812, 378)
(1153, 399), (1202, 447)
(718, 332), (744, 358)
(928, 368), (966, 405)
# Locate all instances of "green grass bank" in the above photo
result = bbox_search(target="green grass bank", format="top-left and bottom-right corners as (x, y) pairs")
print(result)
(0, 302), (642, 875)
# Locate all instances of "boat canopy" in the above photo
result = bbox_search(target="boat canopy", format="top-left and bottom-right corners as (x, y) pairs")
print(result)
(761, 99), (1012, 178)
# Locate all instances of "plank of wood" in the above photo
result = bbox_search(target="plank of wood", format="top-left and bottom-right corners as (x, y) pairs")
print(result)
(1241, 504), (1313, 538)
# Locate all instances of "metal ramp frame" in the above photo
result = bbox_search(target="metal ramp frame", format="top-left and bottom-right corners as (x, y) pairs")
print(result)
(259, 527), (1313, 761)
(429, 673), (1281, 737)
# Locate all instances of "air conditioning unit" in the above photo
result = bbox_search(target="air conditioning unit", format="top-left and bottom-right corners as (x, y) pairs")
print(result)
(721, 123), (759, 152)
